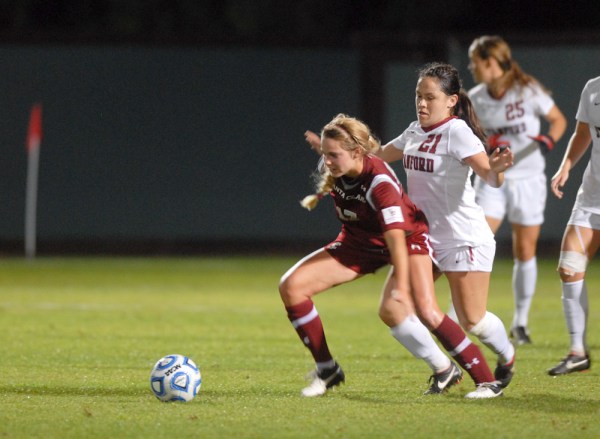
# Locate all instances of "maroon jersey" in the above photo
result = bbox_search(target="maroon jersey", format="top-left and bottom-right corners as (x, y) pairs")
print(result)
(328, 154), (429, 253)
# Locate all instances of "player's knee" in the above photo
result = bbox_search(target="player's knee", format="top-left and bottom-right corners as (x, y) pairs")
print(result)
(378, 299), (409, 327)
(414, 308), (441, 330)
(278, 274), (299, 301)
(378, 301), (397, 326)
(558, 251), (588, 278)
(465, 311), (491, 335)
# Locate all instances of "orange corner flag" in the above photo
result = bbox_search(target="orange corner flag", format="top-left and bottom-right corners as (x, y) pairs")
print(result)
(26, 103), (42, 153)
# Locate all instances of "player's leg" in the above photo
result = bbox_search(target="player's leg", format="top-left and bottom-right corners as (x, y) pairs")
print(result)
(510, 223), (540, 344)
(450, 177), (504, 323)
(407, 253), (496, 389)
(507, 173), (546, 345)
(448, 271), (514, 360)
(379, 266), (461, 394)
(279, 248), (359, 396)
(548, 218), (600, 376)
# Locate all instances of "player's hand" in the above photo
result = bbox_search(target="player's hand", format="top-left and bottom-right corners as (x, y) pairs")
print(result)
(550, 167), (569, 199)
(489, 143), (514, 173)
(529, 134), (554, 155)
(304, 130), (322, 154)
(487, 134), (510, 155)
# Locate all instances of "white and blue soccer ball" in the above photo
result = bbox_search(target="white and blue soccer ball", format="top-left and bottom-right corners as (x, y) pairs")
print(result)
(150, 354), (202, 402)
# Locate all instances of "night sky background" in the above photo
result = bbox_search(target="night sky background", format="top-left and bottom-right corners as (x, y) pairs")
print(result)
(1, 0), (597, 46)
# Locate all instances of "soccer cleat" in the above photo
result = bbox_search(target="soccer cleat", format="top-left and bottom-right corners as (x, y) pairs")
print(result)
(547, 353), (591, 376)
(423, 361), (463, 395)
(495, 356), (515, 388)
(301, 362), (345, 397)
(510, 326), (532, 345)
(464, 382), (504, 399)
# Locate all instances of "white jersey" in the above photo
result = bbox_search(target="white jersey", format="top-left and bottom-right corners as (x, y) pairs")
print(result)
(388, 117), (495, 249)
(573, 76), (600, 214)
(468, 82), (555, 179)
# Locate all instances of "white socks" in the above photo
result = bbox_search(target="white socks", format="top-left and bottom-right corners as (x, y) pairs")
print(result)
(391, 314), (450, 373)
(561, 279), (588, 355)
(512, 257), (537, 328)
(469, 311), (515, 365)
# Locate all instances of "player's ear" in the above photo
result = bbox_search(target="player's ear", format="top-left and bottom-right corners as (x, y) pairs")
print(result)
(448, 94), (459, 109)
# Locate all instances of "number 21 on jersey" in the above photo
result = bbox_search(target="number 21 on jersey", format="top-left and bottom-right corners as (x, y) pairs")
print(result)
(418, 133), (442, 154)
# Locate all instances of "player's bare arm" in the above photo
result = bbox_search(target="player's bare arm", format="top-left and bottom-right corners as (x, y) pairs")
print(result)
(377, 143), (404, 163)
(465, 147), (514, 188)
(304, 130), (322, 154)
(545, 105), (567, 144)
(384, 228), (411, 302)
(551, 121), (592, 199)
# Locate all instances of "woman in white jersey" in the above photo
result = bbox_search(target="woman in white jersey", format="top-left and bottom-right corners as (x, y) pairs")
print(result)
(378, 62), (515, 398)
(547, 76), (600, 376)
(467, 36), (567, 345)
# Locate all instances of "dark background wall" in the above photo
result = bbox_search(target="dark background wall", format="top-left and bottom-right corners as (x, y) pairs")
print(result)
(0, 1), (598, 255)
(0, 46), (358, 251)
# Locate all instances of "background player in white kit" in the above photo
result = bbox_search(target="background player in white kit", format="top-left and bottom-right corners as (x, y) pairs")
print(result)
(378, 62), (516, 398)
(547, 76), (600, 375)
(467, 36), (567, 345)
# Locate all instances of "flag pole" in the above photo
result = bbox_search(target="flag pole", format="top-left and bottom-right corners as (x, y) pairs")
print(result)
(25, 103), (42, 259)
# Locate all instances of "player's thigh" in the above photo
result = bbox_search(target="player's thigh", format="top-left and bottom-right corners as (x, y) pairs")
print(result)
(407, 254), (444, 326)
(511, 224), (541, 260)
(561, 226), (600, 256)
(445, 271), (490, 330)
(562, 209), (600, 256)
(279, 248), (360, 303)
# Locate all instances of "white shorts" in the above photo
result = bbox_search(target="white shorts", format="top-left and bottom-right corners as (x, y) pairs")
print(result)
(474, 173), (546, 226)
(568, 206), (600, 230)
(434, 243), (496, 272)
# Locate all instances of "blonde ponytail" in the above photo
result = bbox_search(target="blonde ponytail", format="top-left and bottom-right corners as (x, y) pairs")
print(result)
(300, 173), (335, 211)
(300, 193), (324, 211)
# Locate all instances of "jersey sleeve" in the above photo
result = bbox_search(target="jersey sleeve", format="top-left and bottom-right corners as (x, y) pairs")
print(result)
(448, 122), (485, 160)
(387, 121), (418, 151)
(367, 177), (411, 232)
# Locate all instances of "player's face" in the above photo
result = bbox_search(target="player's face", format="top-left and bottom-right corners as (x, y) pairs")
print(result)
(321, 137), (362, 178)
(468, 53), (493, 84)
(415, 77), (457, 128)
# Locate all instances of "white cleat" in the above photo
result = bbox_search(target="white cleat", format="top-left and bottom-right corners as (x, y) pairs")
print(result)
(301, 363), (345, 397)
(464, 382), (503, 399)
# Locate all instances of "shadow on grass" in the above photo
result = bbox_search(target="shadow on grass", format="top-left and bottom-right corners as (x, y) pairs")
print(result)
(0, 385), (147, 397)
(497, 392), (600, 414)
(340, 391), (600, 415)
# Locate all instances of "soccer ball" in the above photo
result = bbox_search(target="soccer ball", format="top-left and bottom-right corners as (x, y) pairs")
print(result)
(149, 354), (202, 402)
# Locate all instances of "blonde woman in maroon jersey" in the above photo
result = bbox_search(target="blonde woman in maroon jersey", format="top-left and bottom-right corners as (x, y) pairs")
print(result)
(281, 113), (501, 399)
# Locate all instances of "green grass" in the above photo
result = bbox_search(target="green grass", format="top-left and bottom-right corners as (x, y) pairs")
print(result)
(0, 256), (598, 438)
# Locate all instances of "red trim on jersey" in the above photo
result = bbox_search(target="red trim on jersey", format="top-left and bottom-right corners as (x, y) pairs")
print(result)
(421, 116), (458, 133)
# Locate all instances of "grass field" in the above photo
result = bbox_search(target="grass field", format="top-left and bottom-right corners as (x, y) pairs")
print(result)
(0, 256), (598, 438)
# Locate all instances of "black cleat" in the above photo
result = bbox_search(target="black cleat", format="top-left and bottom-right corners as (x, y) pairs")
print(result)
(548, 353), (591, 376)
(495, 356), (515, 388)
(424, 361), (463, 395)
(510, 326), (532, 345)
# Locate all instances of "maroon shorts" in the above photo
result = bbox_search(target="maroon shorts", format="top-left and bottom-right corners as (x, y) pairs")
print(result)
(325, 230), (432, 275)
